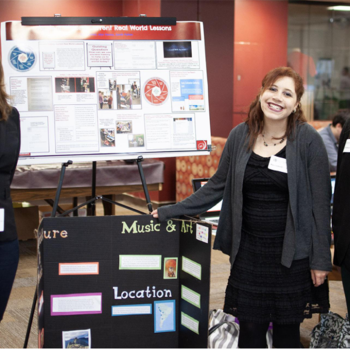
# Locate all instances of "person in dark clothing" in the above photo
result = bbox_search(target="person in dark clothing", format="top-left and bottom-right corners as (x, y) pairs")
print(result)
(333, 117), (350, 314)
(152, 67), (332, 348)
(0, 58), (21, 321)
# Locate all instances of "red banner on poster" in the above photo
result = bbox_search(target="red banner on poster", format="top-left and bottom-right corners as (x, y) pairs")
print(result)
(5, 21), (201, 41)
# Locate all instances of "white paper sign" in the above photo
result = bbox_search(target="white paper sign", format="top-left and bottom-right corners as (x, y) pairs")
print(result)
(112, 304), (152, 316)
(343, 139), (350, 153)
(181, 312), (199, 334)
(268, 155), (288, 173)
(182, 256), (202, 280)
(196, 224), (209, 243)
(0, 208), (4, 232)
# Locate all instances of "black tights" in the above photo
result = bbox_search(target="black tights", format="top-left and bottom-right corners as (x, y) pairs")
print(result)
(238, 321), (300, 348)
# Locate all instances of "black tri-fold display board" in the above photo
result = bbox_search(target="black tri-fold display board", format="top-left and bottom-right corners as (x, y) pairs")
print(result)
(37, 215), (211, 348)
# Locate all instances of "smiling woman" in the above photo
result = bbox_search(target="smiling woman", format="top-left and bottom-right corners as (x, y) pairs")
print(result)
(152, 67), (332, 348)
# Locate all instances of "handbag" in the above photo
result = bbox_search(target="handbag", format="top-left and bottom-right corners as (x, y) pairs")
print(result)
(208, 309), (273, 348)
(208, 309), (239, 348)
(310, 311), (350, 348)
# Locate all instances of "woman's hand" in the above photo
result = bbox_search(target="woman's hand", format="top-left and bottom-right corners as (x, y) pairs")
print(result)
(151, 209), (158, 218)
(311, 269), (329, 287)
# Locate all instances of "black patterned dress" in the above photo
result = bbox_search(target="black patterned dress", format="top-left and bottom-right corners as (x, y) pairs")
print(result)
(224, 147), (329, 324)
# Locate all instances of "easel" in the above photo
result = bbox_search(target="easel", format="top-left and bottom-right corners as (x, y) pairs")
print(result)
(23, 156), (155, 348)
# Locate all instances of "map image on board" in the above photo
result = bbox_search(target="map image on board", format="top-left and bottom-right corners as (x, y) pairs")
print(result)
(144, 78), (169, 105)
(154, 300), (176, 333)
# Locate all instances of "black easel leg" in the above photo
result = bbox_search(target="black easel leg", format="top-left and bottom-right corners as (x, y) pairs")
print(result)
(87, 161), (96, 216)
(51, 161), (73, 217)
(137, 156), (153, 213)
(23, 290), (37, 348)
(24, 161), (72, 348)
(91, 161), (96, 216)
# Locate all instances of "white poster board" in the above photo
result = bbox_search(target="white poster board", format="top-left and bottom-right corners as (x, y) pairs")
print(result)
(1, 21), (212, 165)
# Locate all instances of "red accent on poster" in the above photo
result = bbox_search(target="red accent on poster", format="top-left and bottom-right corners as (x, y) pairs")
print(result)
(144, 78), (169, 105)
(196, 140), (207, 150)
(5, 21), (201, 41)
(188, 95), (203, 100)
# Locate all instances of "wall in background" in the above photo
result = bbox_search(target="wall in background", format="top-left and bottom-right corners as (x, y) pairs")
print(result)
(233, 0), (288, 126)
(0, 0), (122, 29)
(161, 0), (235, 138)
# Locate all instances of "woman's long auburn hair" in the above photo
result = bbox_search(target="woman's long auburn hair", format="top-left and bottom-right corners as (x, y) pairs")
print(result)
(245, 67), (307, 149)
(0, 58), (12, 121)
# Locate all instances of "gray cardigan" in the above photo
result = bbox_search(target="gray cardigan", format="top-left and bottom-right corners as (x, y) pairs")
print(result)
(158, 122), (332, 271)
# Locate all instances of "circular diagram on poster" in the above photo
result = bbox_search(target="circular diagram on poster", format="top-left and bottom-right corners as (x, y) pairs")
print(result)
(144, 78), (169, 105)
(8, 46), (36, 72)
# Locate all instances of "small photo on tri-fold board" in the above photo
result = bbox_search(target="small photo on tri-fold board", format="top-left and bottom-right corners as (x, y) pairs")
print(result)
(163, 258), (178, 279)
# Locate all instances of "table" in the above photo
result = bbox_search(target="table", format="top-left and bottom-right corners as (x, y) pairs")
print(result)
(11, 159), (164, 215)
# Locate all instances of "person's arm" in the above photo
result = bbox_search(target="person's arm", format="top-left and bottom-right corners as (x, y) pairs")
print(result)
(9, 107), (21, 185)
(319, 128), (337, 172)
(308, 132), (332, 274)
(154, 128), (235, 222)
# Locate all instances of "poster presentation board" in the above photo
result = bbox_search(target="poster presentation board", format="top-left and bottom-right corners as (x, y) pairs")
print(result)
(1, 21), (212, 165)
(37, 215), (211, 348)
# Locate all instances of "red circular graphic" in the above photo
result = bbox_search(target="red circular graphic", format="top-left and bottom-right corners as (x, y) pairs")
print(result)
(144, 78), (169, 105)
(196, 140), (208, 150)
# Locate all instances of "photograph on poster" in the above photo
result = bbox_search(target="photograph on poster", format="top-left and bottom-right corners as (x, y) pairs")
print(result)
(109, 79), (117, 90)
(62, 329), (91, 349)
(182, 256), (202, 280)
(163, 258), (178, 279)
(116, 85), (139, 110)
(100, 128), (115, 147)
(55, 78), (75, 93)
(154, 300), (176, 333)
(116, 121), (132, 134)
(130, 80), (140, 98)
(128, 134), (144, 148)
(156, 41), (200, 70)
(98, 89), (114, 109)
(163, 42), (192, 58)
(181, 312), (199, 334)
(55, 77), (95, 93)
(181, 285), (201, 309)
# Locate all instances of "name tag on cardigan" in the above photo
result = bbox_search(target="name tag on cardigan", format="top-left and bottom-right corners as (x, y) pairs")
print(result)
(0, 208), (4, 232)
(268, 156), (288, 173)
(343, 139), (350, 153)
